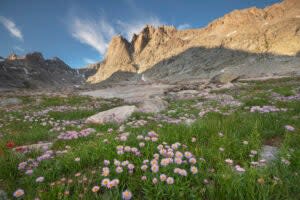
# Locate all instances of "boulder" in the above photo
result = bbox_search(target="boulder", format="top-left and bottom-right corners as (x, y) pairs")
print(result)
(86, 105), (137, 124)
(138, 98), (168, 113)
(0, 98), (22, 107)
(260, 145), (278, 163)
(210, 73), (239, 84)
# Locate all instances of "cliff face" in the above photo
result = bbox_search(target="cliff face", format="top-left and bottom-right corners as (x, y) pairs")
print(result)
(88, 0), (300, 83)
(0, 52), (83, 89)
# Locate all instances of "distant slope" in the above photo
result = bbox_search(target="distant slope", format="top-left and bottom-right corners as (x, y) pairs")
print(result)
(87, 0), (300, 83)
(0, 52), (83, 89)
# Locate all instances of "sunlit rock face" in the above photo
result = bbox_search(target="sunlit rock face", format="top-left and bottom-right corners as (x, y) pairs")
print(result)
(88, 0), (300, 83)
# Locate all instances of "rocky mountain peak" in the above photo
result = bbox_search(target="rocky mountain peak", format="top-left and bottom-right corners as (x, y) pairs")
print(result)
(25, 52), (45, 63)
(87, 0), (300, 84)
(105, 35), (133, 66)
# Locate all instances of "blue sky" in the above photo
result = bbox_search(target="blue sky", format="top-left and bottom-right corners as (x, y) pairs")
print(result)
(0, 0), (280, 68)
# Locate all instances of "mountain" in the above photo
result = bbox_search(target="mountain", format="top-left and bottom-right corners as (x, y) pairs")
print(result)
(0, 52), (83, 89)
(87, 0), (300, 84)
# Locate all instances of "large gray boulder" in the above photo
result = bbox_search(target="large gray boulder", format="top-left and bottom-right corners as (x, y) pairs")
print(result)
(138, 98), (168, 113)
(85, 105), (137, 124)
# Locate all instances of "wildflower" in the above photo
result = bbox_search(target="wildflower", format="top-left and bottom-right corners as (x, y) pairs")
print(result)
(6, 141), (15, 149)
(166, 177), (174, 184)
(143, 160), (149, 164)
(219, 147), (225, 152)
(120, 135), (127, 141)
(160, 158), (170, 167)
(174, 168), (180, 174)
(184, 151), (193, 159)
(243, 141), (249, 145)
(117, 150), (124, 155)
(174, 157), (182, 165)
(189, 158), (197, 164)
(116, 166), (123, 173)
(25, 169), (33, 175)
(122, 160), (129, 166)
(250, 150), (258, 155)
(235, 165), (246, 173)
(74, 157), (80, 162)
(285, 125), (295, 132)
(175, 151), (183, 158)
(122, 190), (132, 200)
(141, 176), (147, 181)
(151, 165), (159, 173)
(124, 146), (131, 152)
(13, 189), (24, 198)
(218, 132), (224, 137)
(75, 172), (81, 177)
(36, 176), (44, 183)
(107, 181), (115, 189)
(141, 165), (148, 171)
(150, 159), (158, 166)
(281, 158), (290, 165)
(64, 191), (70, 196)
(101, 178), (110, 187)
(128, 164), (135, 170)
(137, 135), (144, 140)
(225, 159), (233, 165)
(191, 137), (197, 142)
(139, 142), (145, 148)
(111, 179), (119, 186)
(152, 178), (158, 184)
(179, 169), (187, 176)
(104, 160), (110, 166)
(190, 166), (198, 174)
(114, 159), (121, 166)
(92, 186), (100, 193)
(160, 174), (167, 181)
(116, 146), (124, 151)
(102, 167), (110, 176)
(257, 178), (265, 185)
(153, 153), (160, 160)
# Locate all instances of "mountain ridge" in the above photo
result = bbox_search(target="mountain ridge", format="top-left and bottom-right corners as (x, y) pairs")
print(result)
(87, 0), (300, 83)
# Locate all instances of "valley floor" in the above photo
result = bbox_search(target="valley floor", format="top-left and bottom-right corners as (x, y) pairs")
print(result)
(0, 77), (299, 199)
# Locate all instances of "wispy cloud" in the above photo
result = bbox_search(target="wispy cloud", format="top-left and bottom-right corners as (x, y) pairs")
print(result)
(13, 46), (25, 52)
(177, 23), (191, 30)
(0, 16), (23, 41)
(116, 17), (163, 40)
(70, 16), (163, 56)
(70, 17), (116, 55)
(84, 58), (97, 64)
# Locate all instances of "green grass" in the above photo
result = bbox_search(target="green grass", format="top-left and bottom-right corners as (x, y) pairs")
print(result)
(0, 77), (299, 199)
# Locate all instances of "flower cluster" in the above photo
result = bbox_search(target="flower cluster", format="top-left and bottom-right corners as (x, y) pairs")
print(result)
(57, 128), (96, 140)
(250, 106), (287, 113)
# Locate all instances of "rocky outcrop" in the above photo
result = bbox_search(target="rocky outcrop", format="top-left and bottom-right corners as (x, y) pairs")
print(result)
(85, 105), (137, 124)
(137, 98), (168, 113)
(88, 0), (300, 83)
(0, 52), (83, 89)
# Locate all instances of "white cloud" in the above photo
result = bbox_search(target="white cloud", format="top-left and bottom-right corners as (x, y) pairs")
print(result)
(70, 15), (163, 55)
(70, 17), (116, 55)
(116, 17), (163, 40)
(0, 16), (23, 41)
(177, 23), (191, 30)
(84, 58), (97, 64)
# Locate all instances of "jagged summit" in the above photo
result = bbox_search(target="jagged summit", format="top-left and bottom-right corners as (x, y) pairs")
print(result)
(87, 0), (300, 83)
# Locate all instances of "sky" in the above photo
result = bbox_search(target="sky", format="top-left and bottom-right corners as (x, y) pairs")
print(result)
(0, 0), (280, 68)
